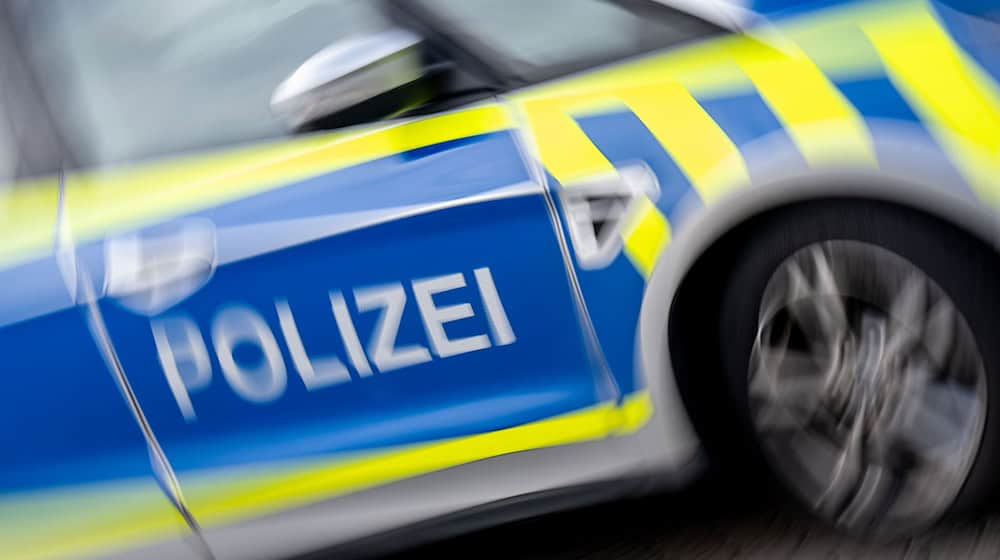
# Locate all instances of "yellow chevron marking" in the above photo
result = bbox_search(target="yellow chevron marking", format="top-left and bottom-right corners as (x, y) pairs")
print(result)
(732, 40), (877, 168)
(863, 7), (1000, 201)
(622, 196), (670, 278)
(619, 84), (750, 203)
(517, 94), (619, 184)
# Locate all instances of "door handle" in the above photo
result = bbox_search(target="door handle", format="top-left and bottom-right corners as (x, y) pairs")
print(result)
(559, 163), (660, 269)
(104, 219), (216, 315)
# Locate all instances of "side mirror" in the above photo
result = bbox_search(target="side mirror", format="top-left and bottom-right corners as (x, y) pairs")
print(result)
(270, 28), (429, 130)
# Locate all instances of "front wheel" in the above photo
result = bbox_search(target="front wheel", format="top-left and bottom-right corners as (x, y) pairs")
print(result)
(718, 201), (1000, 538)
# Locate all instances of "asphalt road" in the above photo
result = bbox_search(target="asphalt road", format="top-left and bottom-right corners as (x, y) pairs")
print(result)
(385, 478), (1000, 560)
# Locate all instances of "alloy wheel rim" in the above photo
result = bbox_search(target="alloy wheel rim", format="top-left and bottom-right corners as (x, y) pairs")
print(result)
(749, 240), (987, 536)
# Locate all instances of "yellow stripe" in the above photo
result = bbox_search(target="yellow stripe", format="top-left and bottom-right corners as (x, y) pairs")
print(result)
(774, 0), (912, 78)
(183, 391), (653, 527)
(863, 6), (1000, 201)
(0, 178), (60, 270)
(516, 80), (746, 277)
(63, 104), (513, 244)
(621, 196), (671, 278)
(619, 84), (750, 202)
(0, 478), (187, 560)
(781, 26), (885, 79)
(732, 40), (877, 168)
(0, 390), (652, 559)
(517, 95), (618, 184)
(0, 105), (512, 272)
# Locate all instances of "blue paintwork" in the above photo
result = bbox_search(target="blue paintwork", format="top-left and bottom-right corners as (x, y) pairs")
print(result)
(744, 0), (870, 19)
(0, 255), (169, 493)
(833, 75), (974, 197)
(566, 110), (708, 398)
(836, 77), (922, 123)
(91, 128), (601, 476)
(576, 110), (705, 227)
(0, 257), (76, 329)
(203, 132), (528, 227)
(744, 0), (1000, 22)
(4, 1), (999, 554)
(931, 0), (1000, 83)
(698, 91), (807, 182)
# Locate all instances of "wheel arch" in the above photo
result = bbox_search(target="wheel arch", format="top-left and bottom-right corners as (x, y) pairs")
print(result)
(635, 167), (1000, 472)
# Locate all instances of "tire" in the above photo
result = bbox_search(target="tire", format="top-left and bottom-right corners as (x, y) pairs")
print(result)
(717, 199), (1000, 538)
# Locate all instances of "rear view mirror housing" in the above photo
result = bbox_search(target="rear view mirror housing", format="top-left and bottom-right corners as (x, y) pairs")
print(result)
(270, 28), (431, 130)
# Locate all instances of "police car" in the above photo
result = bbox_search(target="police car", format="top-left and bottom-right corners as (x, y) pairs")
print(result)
(1, 0), (999, 557)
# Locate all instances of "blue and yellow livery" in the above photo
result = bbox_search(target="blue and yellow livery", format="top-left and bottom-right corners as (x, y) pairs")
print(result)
(1, 0), (999, 557)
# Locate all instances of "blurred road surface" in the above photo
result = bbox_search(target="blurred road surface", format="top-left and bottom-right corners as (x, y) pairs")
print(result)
(386, 478), (1000, 560)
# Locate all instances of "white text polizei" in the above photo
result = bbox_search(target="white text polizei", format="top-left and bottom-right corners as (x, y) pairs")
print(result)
(151, 267), (515, 421)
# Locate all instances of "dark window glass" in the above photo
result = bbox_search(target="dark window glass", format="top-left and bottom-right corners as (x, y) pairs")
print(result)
(0, 8), (62, 182)
(415, 0), (721, 83)
(0, 96), (15, 186)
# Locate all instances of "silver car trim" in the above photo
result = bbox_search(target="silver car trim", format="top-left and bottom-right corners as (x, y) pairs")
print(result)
(649, 0), (754, 30)
(198, 426), (700, 560)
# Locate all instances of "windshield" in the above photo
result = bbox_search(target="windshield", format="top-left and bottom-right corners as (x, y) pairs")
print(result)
(414, 0), (720, 83)
(15, 0), (389, 167)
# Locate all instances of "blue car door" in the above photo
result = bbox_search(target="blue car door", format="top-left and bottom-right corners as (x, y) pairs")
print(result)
(24, 0), (621, 538)
(62, 102), (609, 528)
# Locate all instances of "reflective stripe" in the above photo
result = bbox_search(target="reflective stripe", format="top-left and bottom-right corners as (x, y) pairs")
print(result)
(734, 41), (877, 168)
(0, 105), (513, 272)
(518, 95), (618, 184)
(515, 81), (746, 276)
(0, 479), (185, 560)
(516, 31), (884, 279)
(0, 392), (651, 557)
(622, 196), (670, 278)
(511, 37), (761, 188)
(516, 79), (748, 277)
(0, 177), (60, 270)
(619, 84), (750, 203)
(64, 104), (514, 244)
(180, 391), (653, 527)
(864, 7), (1000, 201)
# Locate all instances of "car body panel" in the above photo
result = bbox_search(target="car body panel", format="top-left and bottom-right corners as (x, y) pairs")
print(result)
(0, 200), (194, 560)
(508, 0), (999, 424)
(1, 0), (999, 558)
(53, 103), (658, 538)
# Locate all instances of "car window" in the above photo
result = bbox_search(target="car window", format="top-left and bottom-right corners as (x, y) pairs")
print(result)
(0, 9), (62, 183)
(0, 104), (14, 187)
(15, 0), (390, 168)
(415, 0), (721, 83)
(0, 12), (17, 185)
